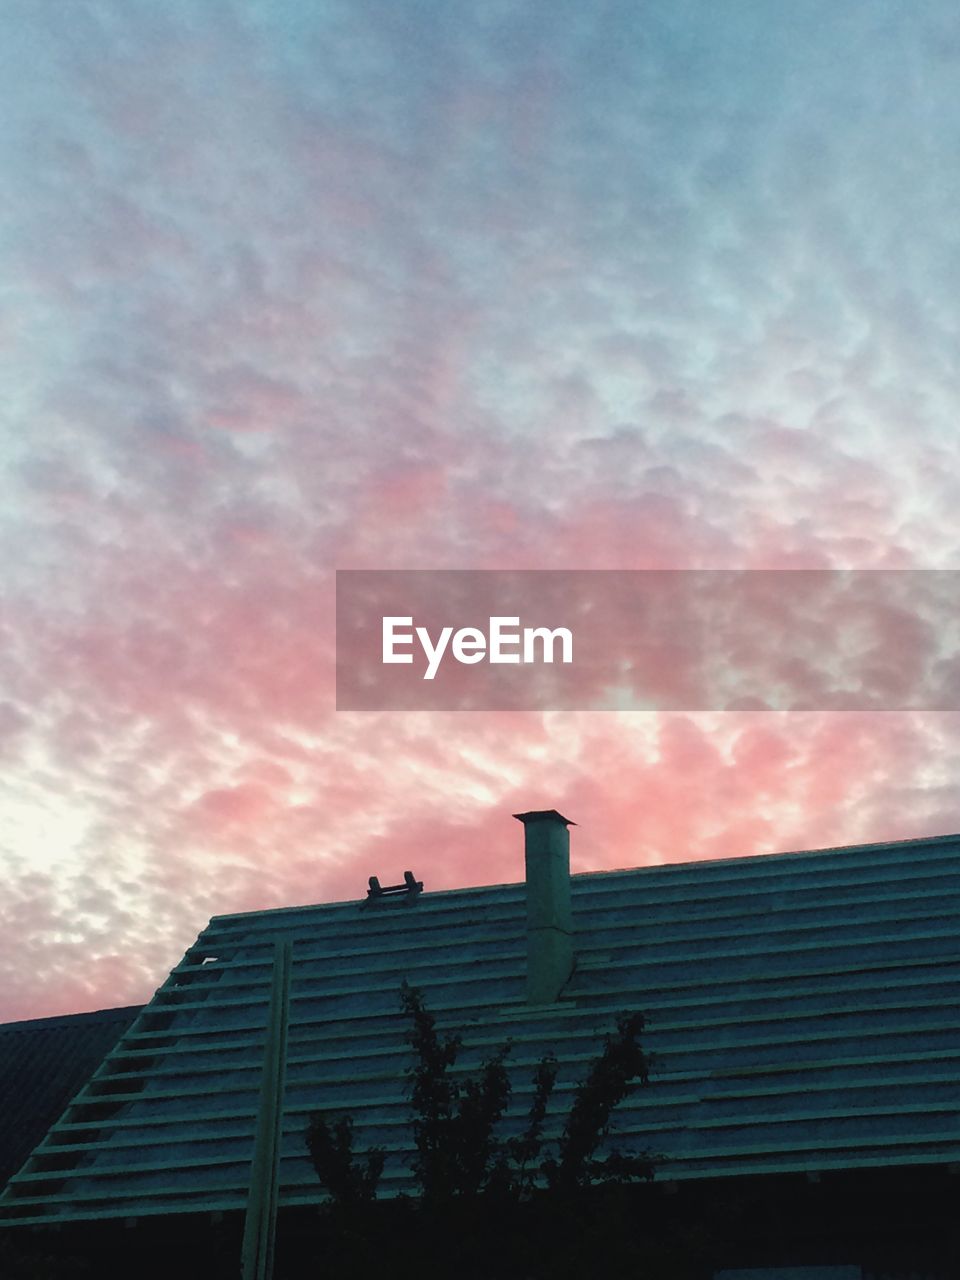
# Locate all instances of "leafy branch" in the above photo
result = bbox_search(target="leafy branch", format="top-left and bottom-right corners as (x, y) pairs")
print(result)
(305, 1112), (384, 1214)
(306, 986), (654, 1216)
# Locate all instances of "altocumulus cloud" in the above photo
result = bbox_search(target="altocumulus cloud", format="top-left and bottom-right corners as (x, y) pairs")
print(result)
(0, 0), (959, 1017)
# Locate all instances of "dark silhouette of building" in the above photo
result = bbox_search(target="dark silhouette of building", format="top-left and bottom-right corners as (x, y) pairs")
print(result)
(2, 813), (959, 1277)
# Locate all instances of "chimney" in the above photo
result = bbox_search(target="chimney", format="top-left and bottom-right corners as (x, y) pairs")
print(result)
(514, 810), (575, 1004)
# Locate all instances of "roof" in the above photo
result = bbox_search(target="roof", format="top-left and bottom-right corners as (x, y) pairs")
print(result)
(3, 831), (960, 1225)
(0, 1006), (141, 1191)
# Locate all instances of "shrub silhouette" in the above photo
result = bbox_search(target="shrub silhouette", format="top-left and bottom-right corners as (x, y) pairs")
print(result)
(305, 984), (669, 1279)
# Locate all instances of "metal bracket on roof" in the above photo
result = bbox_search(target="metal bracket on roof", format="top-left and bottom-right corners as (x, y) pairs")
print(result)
(365, 871), (423, 904)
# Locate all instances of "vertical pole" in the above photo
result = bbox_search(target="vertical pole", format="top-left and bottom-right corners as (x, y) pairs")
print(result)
(241, 939), (292, 1280)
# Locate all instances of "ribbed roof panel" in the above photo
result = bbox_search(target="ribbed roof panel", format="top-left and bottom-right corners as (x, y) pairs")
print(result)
(3, 833), (960, 1223)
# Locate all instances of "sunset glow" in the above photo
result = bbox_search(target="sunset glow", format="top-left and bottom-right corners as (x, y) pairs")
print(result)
(2, 1), (960, 1021)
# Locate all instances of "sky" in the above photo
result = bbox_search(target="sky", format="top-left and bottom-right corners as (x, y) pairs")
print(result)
(2, 0), (960, 1022)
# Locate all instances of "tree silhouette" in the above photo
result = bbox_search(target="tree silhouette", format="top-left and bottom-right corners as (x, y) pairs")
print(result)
(305, 984), (677, 1279)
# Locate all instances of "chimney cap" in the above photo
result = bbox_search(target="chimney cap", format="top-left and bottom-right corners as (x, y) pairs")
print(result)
(513, 809), (576, 827)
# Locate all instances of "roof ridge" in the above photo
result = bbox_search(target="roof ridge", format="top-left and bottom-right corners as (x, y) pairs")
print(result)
(208, 830), (960, 924)
(0, 1005), (143, 1035)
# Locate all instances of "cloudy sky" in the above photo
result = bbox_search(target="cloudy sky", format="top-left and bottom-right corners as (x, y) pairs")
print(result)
(2, 0), (960, 1022)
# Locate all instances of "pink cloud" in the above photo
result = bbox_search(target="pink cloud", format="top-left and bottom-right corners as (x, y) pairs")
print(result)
(3, 1), (960, 1025)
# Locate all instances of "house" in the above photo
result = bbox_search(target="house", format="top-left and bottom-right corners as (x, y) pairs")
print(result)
(1, 811), (959, 1277)
(0, 1005), (140, 1194)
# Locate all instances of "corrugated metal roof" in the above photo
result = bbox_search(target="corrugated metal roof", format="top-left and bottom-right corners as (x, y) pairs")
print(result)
(0, 1006), (141, 1191)
(3, 832), (960, 1225)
